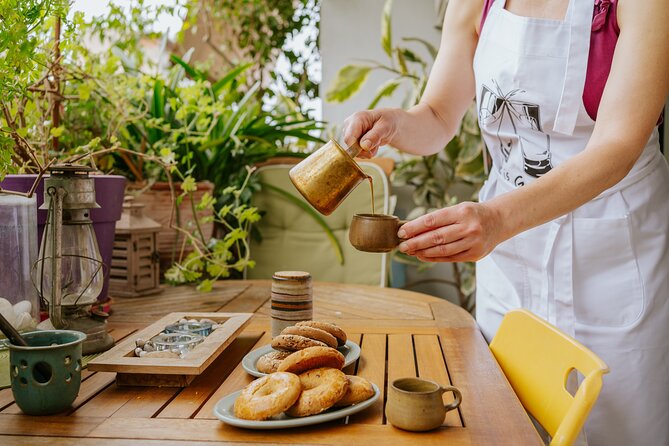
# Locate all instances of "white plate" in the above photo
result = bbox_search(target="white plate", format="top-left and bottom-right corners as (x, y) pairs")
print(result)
(242, 341), (361, 378)
(213, 383), (380, 429)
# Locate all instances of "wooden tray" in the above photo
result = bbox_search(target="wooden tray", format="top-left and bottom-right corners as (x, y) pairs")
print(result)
(88, 312), (252, 387)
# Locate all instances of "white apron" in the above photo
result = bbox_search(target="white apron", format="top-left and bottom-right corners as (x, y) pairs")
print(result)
(473, 1), (669, 445)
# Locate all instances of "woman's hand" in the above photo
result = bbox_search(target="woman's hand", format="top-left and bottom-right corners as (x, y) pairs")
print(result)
(398, 202), (504, 262)
(342, 108), (401, 159)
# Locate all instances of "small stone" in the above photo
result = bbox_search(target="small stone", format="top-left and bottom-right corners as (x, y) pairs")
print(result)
(138, 351), (147, 357)
(143, 341), (156, 352)
(179, 318), (188, 324)
(199, 318), (216, 324)
(134, 347), (143, 357)
(135, 338), (146, 348)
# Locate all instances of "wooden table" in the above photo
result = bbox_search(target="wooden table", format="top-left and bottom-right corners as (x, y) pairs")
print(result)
(0, 281), (542, 445)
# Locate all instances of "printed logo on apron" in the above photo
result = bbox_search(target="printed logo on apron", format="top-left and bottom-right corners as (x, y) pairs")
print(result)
(479, 81), (552, 187)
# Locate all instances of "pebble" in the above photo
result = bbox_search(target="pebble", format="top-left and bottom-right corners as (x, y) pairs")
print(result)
(134, 347), (143, 357)
(135, 338), (146, 348)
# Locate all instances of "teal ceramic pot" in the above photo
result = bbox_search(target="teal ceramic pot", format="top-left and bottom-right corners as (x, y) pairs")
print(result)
(8, 330), (87, 415)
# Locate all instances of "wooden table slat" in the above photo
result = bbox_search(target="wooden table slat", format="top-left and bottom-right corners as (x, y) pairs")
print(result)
(348, 333), (386, 425)
(414, 334), (462, 427)
(0, 414), (105, 437)
(87, 417), (470, 446)
(109, 326), (139, 343)
(386, 333), (417, 388)
(0, 436), (284, 446)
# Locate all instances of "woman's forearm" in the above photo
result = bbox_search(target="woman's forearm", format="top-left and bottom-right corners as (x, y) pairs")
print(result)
(487, 137), (643, 242)
(383, 103), (458, 156)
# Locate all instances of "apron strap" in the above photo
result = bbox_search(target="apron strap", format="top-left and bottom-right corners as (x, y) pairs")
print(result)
(540, 214), (576, 337)
(553, 0), (595, 135)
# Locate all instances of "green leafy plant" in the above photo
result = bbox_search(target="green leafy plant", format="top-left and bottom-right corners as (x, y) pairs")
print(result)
(181, 0), (320, 118)
(164, 166), (261, 291)
(325, 0), (485, 310)
(0, 1), (264, 290)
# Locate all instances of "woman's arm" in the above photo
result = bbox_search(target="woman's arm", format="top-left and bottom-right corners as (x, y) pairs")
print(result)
(399, 0), (669, 262)
(343, 0), (482, 157)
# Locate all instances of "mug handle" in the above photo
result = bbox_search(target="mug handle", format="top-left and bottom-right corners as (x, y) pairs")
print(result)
(441, 385), (462, 412)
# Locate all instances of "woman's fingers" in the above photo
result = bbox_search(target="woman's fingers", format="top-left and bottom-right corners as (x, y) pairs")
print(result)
(398, 207), (459, 240)
(398, 202), (502, 263)
(415, 249), (475, 263)
(343, 111), (372, 146)
(399, 222), (464, 253)
(343, 109), (398, 156)
(410, 238), (470, 259)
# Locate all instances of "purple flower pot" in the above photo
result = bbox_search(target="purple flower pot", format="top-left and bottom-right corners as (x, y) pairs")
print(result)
(0, 174), (126, 302)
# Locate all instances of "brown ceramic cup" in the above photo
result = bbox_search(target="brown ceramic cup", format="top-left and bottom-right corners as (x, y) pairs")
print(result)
(349, 213), (407, 253)
(385, 377), (462, 432)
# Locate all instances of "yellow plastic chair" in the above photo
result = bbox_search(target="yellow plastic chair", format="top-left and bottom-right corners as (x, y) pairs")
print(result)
(489, 309), (609, 446)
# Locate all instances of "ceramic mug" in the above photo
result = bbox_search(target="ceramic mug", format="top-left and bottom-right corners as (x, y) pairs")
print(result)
(385, 377), (462, 432)
(349, 213), (407, 253)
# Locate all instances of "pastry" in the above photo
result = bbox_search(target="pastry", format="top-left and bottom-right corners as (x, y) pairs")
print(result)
(286, 367), (348, 417)
(295, 321), (347, 347)
(256, 350), (291, 374)
(277, 346), (345, 374)
(271, 334), (327, 352)
(233, 372), (302, 420)
(280, 325), (338, 349)
(334, 375), (375, 407)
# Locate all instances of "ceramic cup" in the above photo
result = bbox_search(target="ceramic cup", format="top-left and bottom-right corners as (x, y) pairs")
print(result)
(349, 213), (407, 253)
(8, 330), (86, 415)
(385, 377), (462, 432)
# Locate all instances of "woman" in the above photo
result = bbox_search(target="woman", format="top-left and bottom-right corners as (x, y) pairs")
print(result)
(343, 0), (669, 444)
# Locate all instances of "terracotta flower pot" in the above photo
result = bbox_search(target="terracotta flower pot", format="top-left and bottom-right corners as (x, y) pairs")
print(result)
(130, 181), (215, 274)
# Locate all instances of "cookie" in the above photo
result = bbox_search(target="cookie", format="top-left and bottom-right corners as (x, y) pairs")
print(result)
(256, 350), (291, 374)
(295, 321), (347, 347)
(281, 325), (338, 349)
(271, 334), (327, 352)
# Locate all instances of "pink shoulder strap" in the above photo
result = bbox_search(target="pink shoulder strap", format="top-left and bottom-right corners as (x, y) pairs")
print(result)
(480, 0), (495, 31)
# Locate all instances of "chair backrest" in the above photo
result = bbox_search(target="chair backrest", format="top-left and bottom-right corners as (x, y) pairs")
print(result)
(246, 160), (391, 286)
(489, 309), (609, 446)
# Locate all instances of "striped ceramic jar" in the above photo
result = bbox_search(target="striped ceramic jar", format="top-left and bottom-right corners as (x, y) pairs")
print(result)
(270, 271), (312, 337)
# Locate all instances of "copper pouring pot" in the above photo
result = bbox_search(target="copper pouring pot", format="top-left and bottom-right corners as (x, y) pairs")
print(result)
(289, 139), (366, 215)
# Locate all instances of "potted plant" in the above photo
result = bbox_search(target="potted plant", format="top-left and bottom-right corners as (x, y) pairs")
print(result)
(99, 45), (324, 274)
(0, 2), (128, 303)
